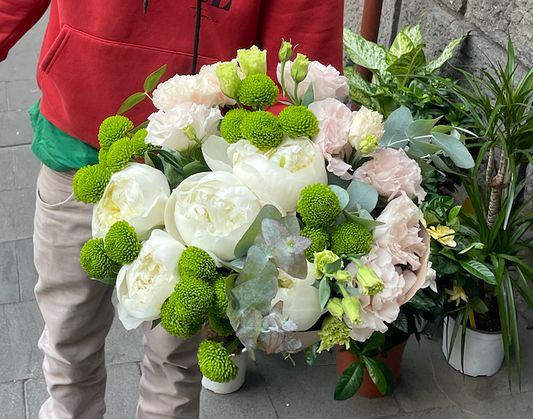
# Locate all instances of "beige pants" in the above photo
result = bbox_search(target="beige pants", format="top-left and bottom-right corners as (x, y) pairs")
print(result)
(33, 165), (201, 419)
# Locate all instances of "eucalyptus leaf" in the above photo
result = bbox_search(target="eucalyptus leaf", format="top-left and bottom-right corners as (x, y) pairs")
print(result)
(234, 205), (282, 258)
(302, 83), (315, 108)
(144, 64), (167, 93)
(406, 118), (440, 139)
(431, 132), (475, 169)
(319, 278), (331, 310)
(329, 185), (350, 211)
(116, 92), (146, 115)
(343, 211), (385, 230)
(408, 139), (441, 155)
(325, 259), (343, 275)
(379, 107), (413, 148)
(346, 181), (379, 213)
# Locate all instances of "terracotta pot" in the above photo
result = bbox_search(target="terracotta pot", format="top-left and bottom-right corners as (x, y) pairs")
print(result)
(336, 338), (409, 398)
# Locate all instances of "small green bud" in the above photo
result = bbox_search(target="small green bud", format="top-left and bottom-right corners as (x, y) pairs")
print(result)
(332, 270), (353, 284)
(327, 297), (344, 320)
(342, 295), (362, 325)
(216, 62), (241, 99)
(359, 134), (379, 154)
(314, 250), (340, 278)
(291, 53), (310, 84)
(183, 124), (198, 142)
(355, 261), (385, 296)
(278, 40), (293, 62)
(237, 45), (267, 77)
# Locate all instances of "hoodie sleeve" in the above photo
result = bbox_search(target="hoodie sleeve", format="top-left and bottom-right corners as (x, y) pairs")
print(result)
(257, 0), (344, 78)
(0, 0), (50, 61)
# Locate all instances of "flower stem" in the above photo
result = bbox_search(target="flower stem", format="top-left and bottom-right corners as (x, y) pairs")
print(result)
(226, 337), (241, 354)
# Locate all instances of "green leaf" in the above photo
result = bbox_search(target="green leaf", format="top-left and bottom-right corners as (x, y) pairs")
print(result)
(373, 358), (395, 395)
(346, 181), (378, 213)
(319, 278), (331, 310)
(432, 255), (460, 275)
(302, 83), (315, 108)
(403, 22), (423, 47)
(408, 293), (437, 311)
(329, 185), (350, 211)
(362, 331), (386, 353)
(325, 258), (343, 275)
(183, 160), (210, 178)
(387, 45), (426, 76)
(151, 318), (162, 330)
(408, 139), (441, 155)
(380, 107), (413, 148)
(303, 342), (320, 366)
(363, 357), (387, 395)
(344, 66), (379, 96)
(389, 32), (414, 58)
(234, 205), (282, 258)
(97, 275), (117, 286)
(343, 27), (388, 75)
(334, 361), (364, 400)
(431, 132), (475, 169)
(422, 35), (465, 74)
(448, 205), (461, 222)
(469, 296), (489, 314)
(343, 211), (385, 230)
(116, 92), (146, 115)
(459, 260), (497, 285)
(406, 118), (439, 139)
(144, 64), (167, 93)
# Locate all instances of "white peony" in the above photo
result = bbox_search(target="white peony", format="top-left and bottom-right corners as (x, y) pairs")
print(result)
(271, 262), (324, 331)
(92, 163), (170, 239)
(202, 135), (327, 213)
(146, 102), (222, 151)
(116, 229), (185, 330)
(164, 171), (262, 261)
(152, 62), (235, 111)
(348, 106), (385, 150)
(277, 61), (349, 102)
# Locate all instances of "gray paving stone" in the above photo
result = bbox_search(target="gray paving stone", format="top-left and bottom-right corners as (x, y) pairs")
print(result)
(104, 363), (142, 419)
(200, 359), (278, 419)
(0, 110), (35, 147)
(0, 380), (25, 419)
(17, 238), (38, 302)
(105, 311), (144, 366)
(462, 391), (533, 419)
(23, 376), (47, 419)
(0, 241), (20, 305)
(6, 79), (41, 112)
(0, 147), (14, 191)
(254, 350), (401, 419)
(0, 187), (35, 242)
(13, 145), (40, 189)
(380, 405), (469, 419)
(0, 300), (44, 382)
(0, 82), (7, 112)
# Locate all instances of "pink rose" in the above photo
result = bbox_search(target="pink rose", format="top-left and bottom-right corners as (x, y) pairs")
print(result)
(353, 148), (426, 202)
(308, 98), (354, 179)
(276, 61), (349, 102)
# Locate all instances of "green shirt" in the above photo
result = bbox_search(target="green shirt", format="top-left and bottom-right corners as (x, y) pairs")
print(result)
(29, 100), (99, 172)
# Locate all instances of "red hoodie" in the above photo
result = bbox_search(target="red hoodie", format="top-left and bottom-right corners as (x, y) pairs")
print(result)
(0, 0), (344, 148)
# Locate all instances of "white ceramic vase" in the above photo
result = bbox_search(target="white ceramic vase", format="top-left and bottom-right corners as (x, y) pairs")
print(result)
(442, 316), (504, 377)
(201, 348), (248, 394)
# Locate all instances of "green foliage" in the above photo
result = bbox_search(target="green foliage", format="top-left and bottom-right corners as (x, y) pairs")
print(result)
(277, 105), (319, 138)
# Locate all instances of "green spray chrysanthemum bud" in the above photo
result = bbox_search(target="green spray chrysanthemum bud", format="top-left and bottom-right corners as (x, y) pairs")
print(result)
(72, 164), (111, 204)
(300, 227), (329, 262)
(237, 45), (267, 77)
(160, 293), (203, 338)
(220, 108), (251, 143)
(314, 250), (340, 278)
(131, 128), (153, 157)
(297, 183), (341, 228)
(240, 111), (283, 150)
(209, 314), (234, 337)
(237, 74), (279, 109)
(174, 276), (214, 322)
(216, 61), (242, 99)
(342, 295), (362, 325)
(354, 260), (384, 296)
(332, 270), (353, 284)
(359, 134), (379, 154)
(291, 53), (310, 84)
(327, 297), (344, 320)
(98, 115), (134, 150)
(198, 340), (239, 383)
(330, 221), (372, 255)
(98, 147), (109, 168)
(278, 105), (319, 138)
(279, 40), (294, 62)
(104, 220), (142, 264)
(107, 137), (134, 172)
(79, 238), (114, 280)
(317, 315), (351, 353)
(211, 275), (229, 318)
(178, 246), (217, 282)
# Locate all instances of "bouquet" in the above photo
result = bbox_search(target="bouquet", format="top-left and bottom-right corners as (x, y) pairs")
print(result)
(73, 41), (429, 391)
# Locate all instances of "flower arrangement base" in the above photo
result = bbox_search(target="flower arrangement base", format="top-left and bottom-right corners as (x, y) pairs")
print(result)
(336, 338), (409, 398)
(442, 316), (504, 377)
(201, 349), (248, 394)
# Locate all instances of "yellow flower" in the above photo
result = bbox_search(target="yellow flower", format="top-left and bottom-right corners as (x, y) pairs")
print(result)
(445, 284), (468, 306)
(428, 224), (456, 247)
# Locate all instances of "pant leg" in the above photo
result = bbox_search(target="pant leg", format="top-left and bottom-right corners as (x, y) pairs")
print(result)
(33, 164), (115, 419)
(137, 323), (203, 419)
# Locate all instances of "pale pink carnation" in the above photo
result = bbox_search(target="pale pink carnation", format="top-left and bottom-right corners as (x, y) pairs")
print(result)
(372, 191), (427, 270)
(353, 148), (426, 202)
(276, 61), (349, 102)
(308, 98), (354, 179)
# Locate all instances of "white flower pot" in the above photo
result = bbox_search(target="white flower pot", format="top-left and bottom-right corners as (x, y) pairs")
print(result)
(442, 316), (504, 377)
(201, 349), (248, 394)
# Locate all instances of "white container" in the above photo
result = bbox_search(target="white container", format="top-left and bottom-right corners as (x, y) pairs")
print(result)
(442, 316), (504, 377)
(201, 349), (248, 394)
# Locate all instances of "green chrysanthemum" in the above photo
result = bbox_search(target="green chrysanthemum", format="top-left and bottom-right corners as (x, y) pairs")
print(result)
(160, 294), (203, 338)
(198, 340), (239, 383)
(106, 137), (134, 172)
(131, 128), (153, 157)
(237, 73), (279, 109)
(241, 111), (283, 151)
(98, 147), (109, 168)
(209, 315), (234, 337)
(79, 238), (114, 280)
(210, 275), (229, 318)
(72, 164), (111, 204)
(178, 246), (217, 282)
(301, 227), (330, 262)
(317, 315), (351, 353)
(104, 220), (142, 264)
(98, 115), (134, 150)
(220, 108), (251, 143)
(297, 184), (341, 228)
(174, 276), (214, 322)
(330, 221), (372, 255)
(278, 106), (319, 138)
